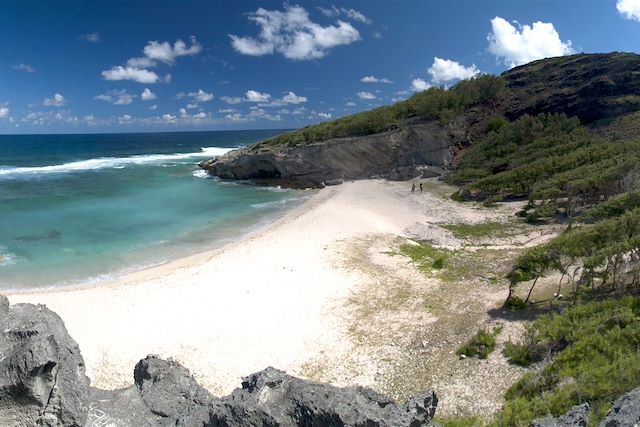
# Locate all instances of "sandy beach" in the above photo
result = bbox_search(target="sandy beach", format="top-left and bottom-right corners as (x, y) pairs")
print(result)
(7, 180), (431, 394)
(7, 178), (557, 415)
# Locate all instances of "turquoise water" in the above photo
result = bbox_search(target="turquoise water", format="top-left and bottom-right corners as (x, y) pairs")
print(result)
(0, 130), (305, 290)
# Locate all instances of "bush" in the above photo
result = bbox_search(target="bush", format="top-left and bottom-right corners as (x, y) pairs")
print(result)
(503, 342), (535, 367)
(457, 327), (501, 359)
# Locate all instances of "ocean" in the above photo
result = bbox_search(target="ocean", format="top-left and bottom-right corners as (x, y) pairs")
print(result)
(0, 130), (306, 290)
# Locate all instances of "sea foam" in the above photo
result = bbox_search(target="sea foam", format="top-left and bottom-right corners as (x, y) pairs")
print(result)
(0, 146), (233, 178)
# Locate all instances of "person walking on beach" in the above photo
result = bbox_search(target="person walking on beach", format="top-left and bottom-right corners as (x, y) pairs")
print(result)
(420, 182), (423, 193)
(411, 183), (415, 193)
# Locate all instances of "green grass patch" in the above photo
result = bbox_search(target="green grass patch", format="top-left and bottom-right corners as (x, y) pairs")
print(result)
(457, 326), (502, 359)
(399, 242), (451, 273)
(493, 297), (640, 426)
(442, 221), (515, 239)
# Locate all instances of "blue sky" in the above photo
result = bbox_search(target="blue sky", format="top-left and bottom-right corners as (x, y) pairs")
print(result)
(1, 0), (640, 134)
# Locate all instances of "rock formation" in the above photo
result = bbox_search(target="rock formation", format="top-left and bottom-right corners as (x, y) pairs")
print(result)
(0, 296), (439, 426)
(199, 52), (640, 188)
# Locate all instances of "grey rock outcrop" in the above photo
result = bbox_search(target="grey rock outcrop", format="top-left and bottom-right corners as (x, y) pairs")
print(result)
(0, 295), (90, 427)
(0, 297), (439, 427)
(530, 403), (590, 427)
(600, 387), (640, 427)
(199, 116), (488, 188)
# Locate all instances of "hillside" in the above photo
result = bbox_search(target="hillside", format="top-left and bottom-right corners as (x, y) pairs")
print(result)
(200, 52), (640, 188)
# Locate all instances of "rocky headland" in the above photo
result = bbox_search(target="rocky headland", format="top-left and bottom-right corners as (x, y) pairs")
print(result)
(200, 53), (640, 188)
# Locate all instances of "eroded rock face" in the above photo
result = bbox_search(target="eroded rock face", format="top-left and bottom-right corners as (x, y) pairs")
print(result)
(0, 295), (90, 427)
(600, 387), (640, 427)
(200, 118), (470, 188)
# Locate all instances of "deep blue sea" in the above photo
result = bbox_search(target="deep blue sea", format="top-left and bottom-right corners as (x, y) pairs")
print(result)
(0, 130), (306, 290)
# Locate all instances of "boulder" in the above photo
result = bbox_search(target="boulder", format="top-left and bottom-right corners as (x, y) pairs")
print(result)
(599, 387), (640, 427)
(0, 295), (90, 427)
(530, 403), (590, 427)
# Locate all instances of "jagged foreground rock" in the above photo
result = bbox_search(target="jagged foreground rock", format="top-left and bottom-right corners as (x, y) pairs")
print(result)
(0, 296), (438, 426)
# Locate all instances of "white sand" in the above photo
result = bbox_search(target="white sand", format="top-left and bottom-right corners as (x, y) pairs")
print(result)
(7, 180), (428, 395)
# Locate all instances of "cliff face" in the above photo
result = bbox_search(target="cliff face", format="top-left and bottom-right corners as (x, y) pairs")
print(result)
(201, 110), (491, 188)
(201, 53), (640, 188)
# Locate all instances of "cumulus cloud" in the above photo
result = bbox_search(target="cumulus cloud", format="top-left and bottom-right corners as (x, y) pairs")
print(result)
(345, 101), (356, 107)
(220, 96), (243, 105)
(361, 75), (393, 84)
(102, 66), (160, 83)
(282, 91), (307, 104)
(12, 63), (35, 73)
(317, 112), (332, 119)
(43, 93), (67, 107)
(80, 33), (101, 43)
(317, 5), (371, 24)
(94, 89), (135, 105)
(188, 89), (213, 103)
(149, 104), (158, 111)
(487, 16), (574, 68)
(428, 57), (480, 83)
(141, 88), (156, 101)
(411, 79), (431, 92)
(617, 0), (640, 20)
(102, 37), (201, 83)
(357, 91), (376, 100)
(245, 90), (271, 103)
(230, 4), (361, 60)
(0, 106), (9, 118)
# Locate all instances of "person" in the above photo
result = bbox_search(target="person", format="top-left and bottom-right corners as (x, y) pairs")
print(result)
(420, 182), (423, 193)
(411, 183), (415, 193)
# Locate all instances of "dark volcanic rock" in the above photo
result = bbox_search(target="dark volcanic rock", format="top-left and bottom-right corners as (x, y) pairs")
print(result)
(502, 52), (640, 123)
(214, 366), (438, 426)
(530, 403), (590, 427)
(600, 387), (640, 427)
(0, 295), (90, 427)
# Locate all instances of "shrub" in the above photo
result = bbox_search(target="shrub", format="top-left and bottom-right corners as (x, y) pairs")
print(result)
(457, 327), (501, 359)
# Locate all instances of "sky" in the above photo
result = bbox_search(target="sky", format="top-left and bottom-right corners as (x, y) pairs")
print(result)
(1, 0), (640, 134)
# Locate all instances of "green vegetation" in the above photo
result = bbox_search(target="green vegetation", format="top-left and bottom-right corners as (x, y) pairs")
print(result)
(495, 297), (640, 425)
(399, 242), (450, 272)
(254, 75), (504, 148)
(456, 327), (501, 359)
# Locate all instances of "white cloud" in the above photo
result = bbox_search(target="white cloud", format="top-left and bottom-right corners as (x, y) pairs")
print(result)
(162, 113), (177, 123)
(149, 104), (158, 111)
(118, 114), (133, 124)
(361, 75), (393, 84)
(101, 66), (160, 83)
(80, 33), (101, 43)
(487, 16), (574, 68)
(373, 31), (382, 39)
(317, 5), (371, 24)
(94, 89), (135, 105)
(245, 90), (271, 103)
(43, 93), (67, 107)
(141, 88), (156, 101)
(617, 0), (640, 20)
(12, 63), (35, 73)
(0, 107), (9, 118)
(282, 91), (307, 104)
(188, 89), (213, 103)
(357, 91), (376, 100)
(345, 101), (356, 107)
(318, 112), (332, 119)
(142, 36), (202, 65)
(218, 108), (237, 113)
(230, 5), (361, 60)
(411, 79), (432, 92)
(102, 37), (201, 83)
(221, 96), (243, 105)
(427, 57), (480, 83)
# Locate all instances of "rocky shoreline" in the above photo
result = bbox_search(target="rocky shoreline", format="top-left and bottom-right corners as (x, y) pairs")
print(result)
(1, 295), (638, 426)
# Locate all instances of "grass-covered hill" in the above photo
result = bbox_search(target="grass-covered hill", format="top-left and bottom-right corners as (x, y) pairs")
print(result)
(257, 52), (640, 149)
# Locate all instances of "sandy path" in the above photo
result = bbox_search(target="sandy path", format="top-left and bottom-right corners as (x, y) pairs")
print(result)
(6, 180), (430, 395)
